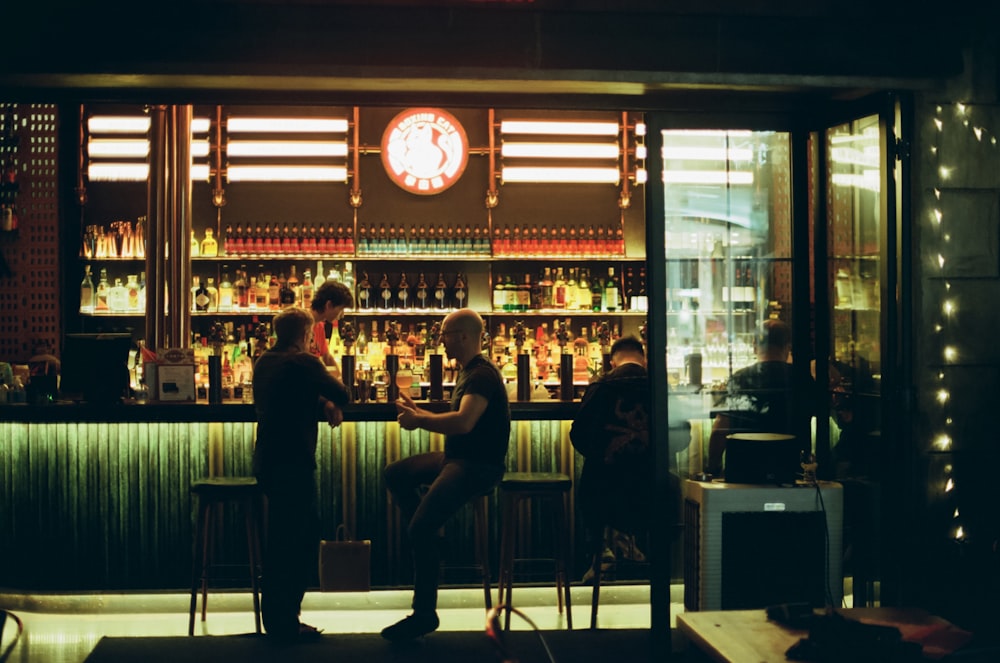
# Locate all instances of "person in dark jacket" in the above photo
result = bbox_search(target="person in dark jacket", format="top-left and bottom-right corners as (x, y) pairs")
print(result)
(570, 336), (651, 570)
(252, 306), (351, 642)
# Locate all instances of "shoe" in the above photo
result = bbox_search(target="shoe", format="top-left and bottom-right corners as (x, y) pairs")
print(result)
(266, 622), (324, 644)
(581, 548), (615, 584)
(612, 531), (646, 563)
(380, 612), (440, 642)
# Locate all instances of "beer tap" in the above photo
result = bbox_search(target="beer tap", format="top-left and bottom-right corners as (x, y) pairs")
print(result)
(340, 321), (355, 354)
(555, 320), (569, 354)
(512, 321), (527, 354)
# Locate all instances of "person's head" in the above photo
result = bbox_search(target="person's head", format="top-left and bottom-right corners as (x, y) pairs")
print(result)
(610, 335), (645, 368)
(311, 280), (353, 323)
(272, 307), (314, 351)
(757, 318), (792, 361)
(438, 308), (484, 366)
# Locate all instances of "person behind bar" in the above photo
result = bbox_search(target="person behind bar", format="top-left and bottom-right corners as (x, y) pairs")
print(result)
(569, 336), (651, 580)
(707, 318), (815, 477)
(308, 279), (353, 375)
(382, 308), (510, 641)
(252, 306), (351, 643)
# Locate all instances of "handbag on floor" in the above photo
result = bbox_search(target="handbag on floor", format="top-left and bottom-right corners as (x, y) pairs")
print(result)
(319, 524), (371, 592)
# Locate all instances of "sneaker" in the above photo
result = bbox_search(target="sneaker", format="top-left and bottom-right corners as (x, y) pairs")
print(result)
(380, 612), (440, 642)
(266, 622), (324, 644)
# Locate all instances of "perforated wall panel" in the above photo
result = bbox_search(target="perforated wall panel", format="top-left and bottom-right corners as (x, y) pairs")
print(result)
(0, 104), (60, 362)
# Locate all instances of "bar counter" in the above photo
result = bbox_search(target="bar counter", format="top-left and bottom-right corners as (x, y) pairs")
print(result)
(0, 399), (581, 423)
(0, 399), (584, 592)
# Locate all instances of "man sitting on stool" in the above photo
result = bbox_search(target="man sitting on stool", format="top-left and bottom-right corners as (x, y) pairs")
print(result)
(570, 336), (651, 581)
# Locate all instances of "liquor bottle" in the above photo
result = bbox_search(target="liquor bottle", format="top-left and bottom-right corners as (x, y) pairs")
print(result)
(194, 276), (210, 312)
(279, 272), (296, 308)
(138, 271), (147, 311)
(453, 272), (467, 309)
(591, 271), (604, 312)
(256, 267), (269, 309)
(492, 273), (506, 312)
(219, 270), (234, 311)
(356, 322), (369, 356)
(553, 267), (567, 309)
(416, 272), (430, 309)
(235, 267), (248, 309)
(80, 264), (95, 313)
(190, 230), (200, 257)
(290, 224), (301, 254)
(247, 276), (259, 310)
(517, 273), (531, 312)
(357, 271), (372, 310)
(539, 267), (554, 309)
(358, 224), (369, 254)
(379, 273), (393, 310)
(232, 224), (245, 255)
(624, 265), (636, 312)
(434, 272), (449, 309)
(301, 269), (314, 310)
(565, 268), (578, 310)
(342, 261), (355, 294)
(223, 224), (233, 255)
(316, 225), (329, 253)
(286, 265), (300, 306)
(96, 268), (110, 312)
(604, 266), (620, 312)
(108, 278), (128, 312)
(206, 276), (219, 311)
(126, 274), (140, 312)
(268, 272), (281, 309)
(314, 260), (325, 290)
(201, 227), (218, 257)
(397, 272), (411, 310)
(577, 268), (591, 311)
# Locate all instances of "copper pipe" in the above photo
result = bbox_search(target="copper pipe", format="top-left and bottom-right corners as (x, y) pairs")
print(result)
(169, 105), (193, 348)
(146, 106), (168, 352)
(75, 105), (87, 206)
(619, 111), (632, 210)
(211, 105), (225, 207)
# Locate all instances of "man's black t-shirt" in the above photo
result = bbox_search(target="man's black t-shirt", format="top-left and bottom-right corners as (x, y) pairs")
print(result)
(444, 354), (511, 468)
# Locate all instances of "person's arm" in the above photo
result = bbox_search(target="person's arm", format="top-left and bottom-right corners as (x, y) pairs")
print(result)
(395, 390), (488, 435)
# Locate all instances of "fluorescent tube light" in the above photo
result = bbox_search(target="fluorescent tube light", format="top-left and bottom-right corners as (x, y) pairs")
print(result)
(227, 140), (349, 158)
(500, 142), (619, 159)
(227, 117), (349, 133)
(226, 165), (349, 182)
(499, 120), (619, 137)
(662, 171), (754, 185)
(501, 166), (620, 184)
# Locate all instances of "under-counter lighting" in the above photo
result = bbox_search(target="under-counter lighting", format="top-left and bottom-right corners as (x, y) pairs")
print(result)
(501, 166), (620, 184)
(87, 163), (150, 181)
(499, 120), (620, 136)
(87, 139), (150, 158)
(227, 140), (349, 158)
(87, 116), (151, 133)
(500, 142), (619, 159)
(226, 165), (349, 182)
(227, 117), (349, 133)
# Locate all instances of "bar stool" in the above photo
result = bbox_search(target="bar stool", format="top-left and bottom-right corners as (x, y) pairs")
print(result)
(440, 492), (494, 610)
(188, 476), (263, 636)
(497, 471), (573, 629)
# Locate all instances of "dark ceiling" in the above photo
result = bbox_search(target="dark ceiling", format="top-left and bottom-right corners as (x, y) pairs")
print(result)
(2, 1), (972, 109)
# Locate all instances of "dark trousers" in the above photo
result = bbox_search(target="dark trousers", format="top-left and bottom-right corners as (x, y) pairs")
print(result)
(384, 452), (503, 614)
(257, 466), (319, 636)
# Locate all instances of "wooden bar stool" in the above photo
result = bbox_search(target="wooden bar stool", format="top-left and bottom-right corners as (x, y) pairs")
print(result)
(497, 471), (573, 629)
(188, 477), (263, 636)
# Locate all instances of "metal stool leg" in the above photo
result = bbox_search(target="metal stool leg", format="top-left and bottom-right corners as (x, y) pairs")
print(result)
(188, 499), (208, 636)
(244, 497), (262, 634)
(590, 526), (609, 629)
(474, 495), (493, 611)
(555, 491), (572, 629)
(499, 493), (517, 630)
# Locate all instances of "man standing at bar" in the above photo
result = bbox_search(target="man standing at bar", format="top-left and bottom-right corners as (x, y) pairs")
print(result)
(309, 279), (354, 374)
(253, 306), (351, 643)
(382, 308), (510, 641)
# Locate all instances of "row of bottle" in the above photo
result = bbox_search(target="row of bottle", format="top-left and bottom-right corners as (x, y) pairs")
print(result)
(356, 271), (466, 311)
(80, 266), (145, 313)
(491, 223), (625, 257)
(191, 261), (356, 313)
(492, 265), (648, 313)
(81, 219), (146, 259)
(187, 221), (626, 258)
(193, 317), (629, 393)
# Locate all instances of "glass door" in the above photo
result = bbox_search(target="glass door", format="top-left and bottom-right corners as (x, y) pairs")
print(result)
(662, 129), (798, 479)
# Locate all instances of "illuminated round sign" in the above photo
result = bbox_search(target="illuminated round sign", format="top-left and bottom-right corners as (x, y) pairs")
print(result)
(382, 108), (468, 195)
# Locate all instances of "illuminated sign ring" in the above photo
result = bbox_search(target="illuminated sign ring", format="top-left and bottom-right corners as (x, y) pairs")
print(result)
(382, 108), (468, 195)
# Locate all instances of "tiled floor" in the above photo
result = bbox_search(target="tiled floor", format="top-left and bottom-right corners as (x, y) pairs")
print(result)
(0, 583), (671, 663)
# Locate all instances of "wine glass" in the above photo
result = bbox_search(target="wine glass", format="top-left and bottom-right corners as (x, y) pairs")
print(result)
(395, 367), (414, 395)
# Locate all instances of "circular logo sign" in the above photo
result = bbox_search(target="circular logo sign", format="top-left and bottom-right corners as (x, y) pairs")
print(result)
(382, 108), (468, 195)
